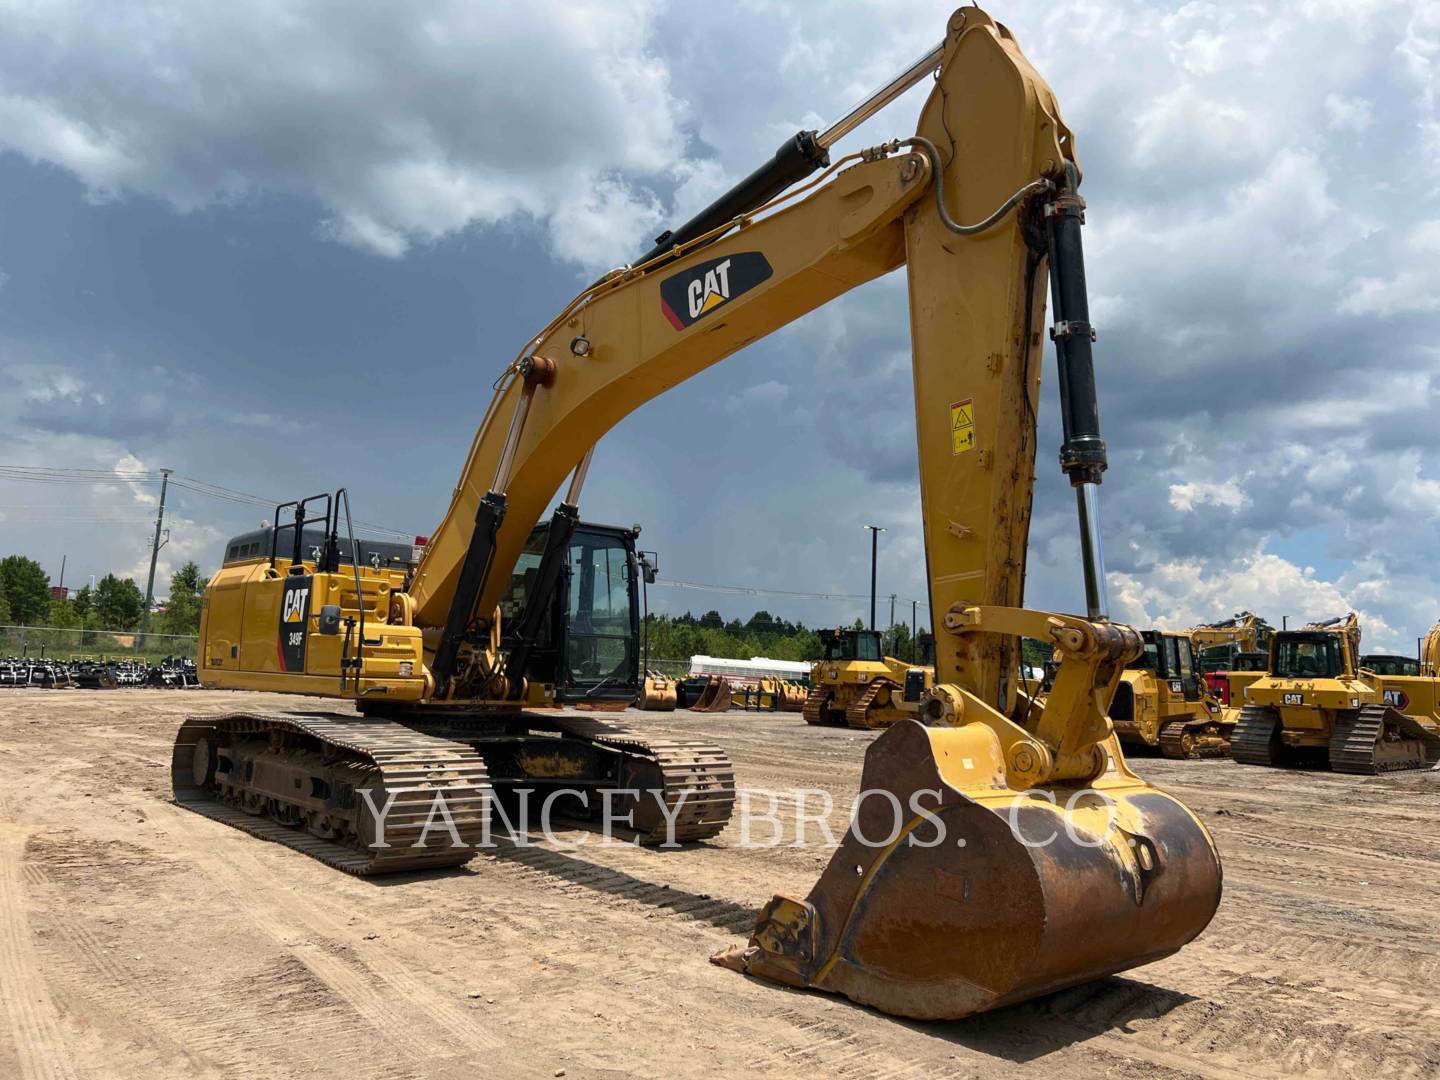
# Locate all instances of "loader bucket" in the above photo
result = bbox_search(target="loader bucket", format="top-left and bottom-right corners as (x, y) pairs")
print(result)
(713, 719), (1222, 1020)
(691, 675), (733, 713)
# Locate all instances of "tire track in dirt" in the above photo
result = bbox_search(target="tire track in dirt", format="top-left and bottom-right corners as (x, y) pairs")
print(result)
(0, 826), (78, 1080)
(149, 800), (503, 1061)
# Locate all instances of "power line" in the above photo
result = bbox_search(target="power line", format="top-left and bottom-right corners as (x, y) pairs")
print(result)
(0, 465), (412, 541)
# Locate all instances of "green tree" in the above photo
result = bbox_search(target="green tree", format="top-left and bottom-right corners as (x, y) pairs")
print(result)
(94, 573), (145, 630)
(0, 583), (10, 624)
(0, 555), (51, 625)
(157, 561), (207, 637)
(72, 584), (93, 621)
(47, 597), (80, 629)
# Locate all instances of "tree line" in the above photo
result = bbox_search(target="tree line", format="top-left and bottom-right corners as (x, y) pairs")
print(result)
(0, 555), (207, 637)
(642, 609), (935, 665)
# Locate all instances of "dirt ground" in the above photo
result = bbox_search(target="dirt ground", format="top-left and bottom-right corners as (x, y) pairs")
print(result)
(0, 689), (1437, 1079)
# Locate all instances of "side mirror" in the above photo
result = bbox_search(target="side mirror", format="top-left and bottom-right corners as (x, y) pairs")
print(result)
(318, 605), (343, 636)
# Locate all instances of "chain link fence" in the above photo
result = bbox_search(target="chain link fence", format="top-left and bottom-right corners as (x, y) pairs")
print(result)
(0, 625), (198, 663)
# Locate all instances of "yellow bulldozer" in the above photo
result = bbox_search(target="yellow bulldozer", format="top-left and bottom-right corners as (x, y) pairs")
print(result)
(801, 627), (933, 729)
(173, 6), (1219, 1020)
(1234, 614), (1440, 772)
(1109, 630), (1230, 758)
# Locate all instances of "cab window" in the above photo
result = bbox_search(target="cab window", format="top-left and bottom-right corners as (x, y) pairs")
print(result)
(1274, 635), (1343, 678)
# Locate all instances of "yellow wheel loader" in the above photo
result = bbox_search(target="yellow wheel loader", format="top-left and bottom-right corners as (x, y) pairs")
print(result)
(1234, 614), (1440, 773)
(175, 5), (1219, 1020)
(1109, 631), (1231, 758)
(801, 628), (933, 729)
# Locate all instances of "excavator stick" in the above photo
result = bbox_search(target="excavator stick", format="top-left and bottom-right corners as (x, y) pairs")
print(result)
(714, 719), (1222, 1019)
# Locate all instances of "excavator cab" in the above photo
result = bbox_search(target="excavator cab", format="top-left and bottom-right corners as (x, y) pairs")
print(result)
(498, 520), (642, 705)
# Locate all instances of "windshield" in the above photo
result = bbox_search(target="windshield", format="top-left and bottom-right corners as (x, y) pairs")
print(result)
(1273, 634), (1344, 679)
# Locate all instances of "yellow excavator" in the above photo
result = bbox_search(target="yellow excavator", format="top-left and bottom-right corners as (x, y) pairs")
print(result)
(175, 6), (1220, 1020)
(1234, 614), (1440, 772)
(1190, 611), (1272, 675)
(801, 627), (933, 728)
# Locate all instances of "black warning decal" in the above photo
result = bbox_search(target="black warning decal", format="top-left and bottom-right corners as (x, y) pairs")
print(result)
(278, 576), (312, 672)
(660, 252), (773, 330)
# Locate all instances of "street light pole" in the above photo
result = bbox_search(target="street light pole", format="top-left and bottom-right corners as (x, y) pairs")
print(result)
(863, 525), (885, 630)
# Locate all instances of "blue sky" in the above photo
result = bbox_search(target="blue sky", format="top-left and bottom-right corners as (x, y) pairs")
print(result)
(0, 0), (1437, 651)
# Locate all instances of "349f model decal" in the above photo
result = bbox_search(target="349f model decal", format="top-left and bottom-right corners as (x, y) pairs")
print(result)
(660, 252), (773, 330)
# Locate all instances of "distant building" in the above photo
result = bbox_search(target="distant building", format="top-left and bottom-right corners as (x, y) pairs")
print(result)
(49, 586), (69, 601)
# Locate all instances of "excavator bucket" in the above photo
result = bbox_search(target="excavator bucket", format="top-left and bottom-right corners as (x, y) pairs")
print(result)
(714, 719), (1222, 1020)
(773, 680), (807, 712)
(638, 672), (678, 711)
(691, 675), (733, 713)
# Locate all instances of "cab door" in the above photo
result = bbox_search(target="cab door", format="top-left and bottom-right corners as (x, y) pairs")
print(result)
(1175, 637), (1201, 701)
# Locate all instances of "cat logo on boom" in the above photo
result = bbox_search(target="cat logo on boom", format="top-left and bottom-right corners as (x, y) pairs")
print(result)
(660, 252), (773, 330)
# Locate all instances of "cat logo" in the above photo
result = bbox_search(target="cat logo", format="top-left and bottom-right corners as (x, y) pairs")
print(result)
(283, 586), (310, 623)
(1168, 680), (1182, 694)
(278, 577), (313, 672)
(660, 251), (773, 330)
(1384, 689), (1410, 709)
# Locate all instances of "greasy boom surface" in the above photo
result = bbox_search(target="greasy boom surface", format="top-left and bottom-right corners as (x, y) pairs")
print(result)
(0, 689), (1437, 1079)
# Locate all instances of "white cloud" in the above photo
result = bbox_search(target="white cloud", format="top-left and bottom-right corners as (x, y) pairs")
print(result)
(1168, 479), (1249, 513)
(1108, 545), (1413, 651)
(1324, 93), (1374, 132)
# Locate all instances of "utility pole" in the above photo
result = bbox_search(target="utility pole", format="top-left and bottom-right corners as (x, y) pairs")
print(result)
(57, 554), (66, 595)
(863, 525), (885, 630)
(141, 468), (173, 638)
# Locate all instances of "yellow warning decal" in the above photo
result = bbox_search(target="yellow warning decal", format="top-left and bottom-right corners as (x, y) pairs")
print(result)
(950, 398), (975, 454)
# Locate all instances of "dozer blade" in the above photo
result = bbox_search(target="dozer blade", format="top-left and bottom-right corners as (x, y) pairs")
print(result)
(714, 719), (1222, 1020)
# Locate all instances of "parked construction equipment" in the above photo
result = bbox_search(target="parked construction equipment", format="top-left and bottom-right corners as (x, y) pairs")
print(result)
(1109, 631), (1230, 758)
(173, 5), (1219, 1021)
(801, 627), (932, 729)
(638, 670), (679, 710)
(1234, 614), (1440, 773)
(1190, 612), (1273, 674)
